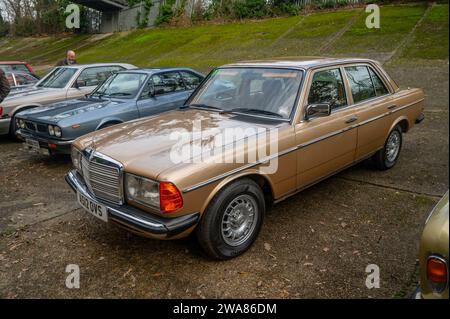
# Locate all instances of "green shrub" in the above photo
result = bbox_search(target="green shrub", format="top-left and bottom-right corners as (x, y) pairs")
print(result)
(233, 0), (271, 19)
(156, 4), (174, 25)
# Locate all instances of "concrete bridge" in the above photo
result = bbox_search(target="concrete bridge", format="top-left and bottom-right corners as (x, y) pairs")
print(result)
(71, 0), (161, 32)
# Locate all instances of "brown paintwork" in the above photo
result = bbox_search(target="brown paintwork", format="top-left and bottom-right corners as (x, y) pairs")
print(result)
(72, 58), (425, 239)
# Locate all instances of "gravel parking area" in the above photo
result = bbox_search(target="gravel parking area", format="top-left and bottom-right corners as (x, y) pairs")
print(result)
(0, 62), (448, 298)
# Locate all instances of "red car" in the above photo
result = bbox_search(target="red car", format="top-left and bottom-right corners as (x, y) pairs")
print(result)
(0, 61), (36, 77)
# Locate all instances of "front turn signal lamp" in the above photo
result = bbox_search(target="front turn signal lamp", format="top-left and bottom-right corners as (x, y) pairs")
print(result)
(159, 182), (183, 214)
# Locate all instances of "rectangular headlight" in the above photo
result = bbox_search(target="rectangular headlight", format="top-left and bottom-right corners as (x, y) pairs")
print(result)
(71, 147), (82, 172)
(125, 174), (159, 208)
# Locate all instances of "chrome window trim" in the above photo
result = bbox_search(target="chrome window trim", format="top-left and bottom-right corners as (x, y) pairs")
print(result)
(182, 98), (424, 193)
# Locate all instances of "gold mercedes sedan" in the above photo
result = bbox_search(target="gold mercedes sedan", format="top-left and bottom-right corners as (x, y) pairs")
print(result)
(416, 191), (449, 299)
(66, 58), (425, 259)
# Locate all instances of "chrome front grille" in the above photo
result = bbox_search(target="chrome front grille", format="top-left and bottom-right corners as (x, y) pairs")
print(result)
(80, 151), (123, 204)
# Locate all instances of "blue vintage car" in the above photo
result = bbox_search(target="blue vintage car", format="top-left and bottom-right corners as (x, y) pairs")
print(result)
(15, 67), (204, 155)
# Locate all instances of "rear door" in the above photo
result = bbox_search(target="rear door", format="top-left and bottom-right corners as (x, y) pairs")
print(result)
(136, 71), (191, 118)
(343, 64), (395, 160)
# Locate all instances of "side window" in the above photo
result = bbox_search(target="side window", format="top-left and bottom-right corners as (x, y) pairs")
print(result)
(180, 71), (202, 90)
(368, 67), (389, 96)
(152, 72), (185, 94)
(308, 68), (347, 110)
(140, 79), (153, 99)
(6, 74), (15, 86)
(12, 64), (30, 73)
(344, 66), (376, 103)
(15, 74), (35, 85)
(77, 66), (124, 88)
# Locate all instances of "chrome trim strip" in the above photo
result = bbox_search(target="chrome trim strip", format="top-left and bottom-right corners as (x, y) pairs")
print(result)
(182, 98), (424, 193)
(273, 147), (382, 203)
(182, 162), (260, 193)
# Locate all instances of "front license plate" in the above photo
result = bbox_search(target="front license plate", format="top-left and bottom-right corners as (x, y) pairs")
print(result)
(25, 138), (40, 152)
(77, 191), (108, 222)
(24, 138), (50, 155)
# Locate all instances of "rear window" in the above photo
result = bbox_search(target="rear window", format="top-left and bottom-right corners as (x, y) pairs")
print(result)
(344, 66), (377, 103)
(0, 64), (29, 73)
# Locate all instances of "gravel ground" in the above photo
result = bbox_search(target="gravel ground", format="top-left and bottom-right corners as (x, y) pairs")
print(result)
(0, 62), (448, 299)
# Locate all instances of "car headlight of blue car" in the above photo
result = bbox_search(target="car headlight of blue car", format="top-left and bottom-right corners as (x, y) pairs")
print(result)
(48, 125), (62, 137)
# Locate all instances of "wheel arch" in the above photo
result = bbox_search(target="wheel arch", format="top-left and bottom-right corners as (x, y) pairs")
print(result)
(11, 104), (42, 117)
(199, 169), (275, 215)
(96, 118), (123, 130)
(390, 116), (410, 134)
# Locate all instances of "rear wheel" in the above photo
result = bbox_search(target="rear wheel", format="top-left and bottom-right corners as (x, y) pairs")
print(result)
(196, 178), (265, 260)
(372, 125), (403, 170)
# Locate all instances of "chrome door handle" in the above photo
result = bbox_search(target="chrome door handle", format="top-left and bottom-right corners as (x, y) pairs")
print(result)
(387, 105), (397, 110)
(345, 117), (358, 124)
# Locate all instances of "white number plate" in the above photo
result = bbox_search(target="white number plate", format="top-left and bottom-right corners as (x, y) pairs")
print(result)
(24, 138), (50, 155)
(77, 191), (108, 222)
(25, 138), (40, 152)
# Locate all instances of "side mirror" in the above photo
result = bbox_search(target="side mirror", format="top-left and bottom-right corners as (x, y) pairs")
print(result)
(305, 103), (331, 120)
(74, 80), (86, 89)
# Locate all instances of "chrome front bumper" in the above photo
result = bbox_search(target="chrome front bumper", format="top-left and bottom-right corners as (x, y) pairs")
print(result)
(65, 170), (200, 238)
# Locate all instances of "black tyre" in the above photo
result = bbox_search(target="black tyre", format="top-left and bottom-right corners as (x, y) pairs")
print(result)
(372, 124), (403, 170)
(196, 178), (265, 260)
(9, 114), (19, 138)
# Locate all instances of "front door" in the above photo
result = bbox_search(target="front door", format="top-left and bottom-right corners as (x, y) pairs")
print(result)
(137, 71), (191, 118)
(295, 67), (358, 188)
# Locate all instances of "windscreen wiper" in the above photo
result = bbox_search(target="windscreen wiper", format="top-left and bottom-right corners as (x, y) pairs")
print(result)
(220, 108), (284, 118)
(107, 92), (132, 97)
(182, 103), (224, 111)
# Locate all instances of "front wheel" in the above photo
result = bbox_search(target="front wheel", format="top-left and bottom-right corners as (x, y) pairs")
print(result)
(9, 114), (19, 138)
(196, 178), (265, 260)
(372, 124), (403, 170)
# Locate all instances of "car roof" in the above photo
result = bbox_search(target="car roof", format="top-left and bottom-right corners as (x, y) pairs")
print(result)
(222, 57), (380, 70)
(117, 67), (197, 75)
(59, 63), (136, 69)
(0, 61), (27, 64)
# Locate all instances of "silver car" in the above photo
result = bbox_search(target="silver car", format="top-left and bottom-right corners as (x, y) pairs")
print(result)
(0, 63), (136, 136)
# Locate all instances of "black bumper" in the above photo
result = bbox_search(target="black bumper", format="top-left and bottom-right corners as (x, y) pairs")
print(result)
(415, 112), (425, 124)
(17, 129), (73, 154)
(65, 170), (200, 238)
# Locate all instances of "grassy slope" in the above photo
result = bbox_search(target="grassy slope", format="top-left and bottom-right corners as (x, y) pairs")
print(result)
(0, 3), (447, 74)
